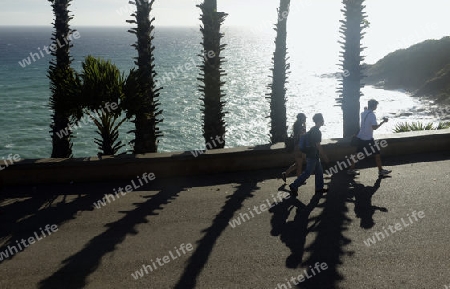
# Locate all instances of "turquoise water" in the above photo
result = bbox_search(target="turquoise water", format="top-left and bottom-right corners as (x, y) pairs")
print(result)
(0, 26), (438, 159)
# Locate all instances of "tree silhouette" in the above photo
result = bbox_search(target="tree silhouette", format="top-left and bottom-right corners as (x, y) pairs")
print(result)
(48, 0), (77, 157)
(337, 0), (369, 138)
(125, 0), (163, 153)
(197, 0), (228, 149)
(267, 0), (291, 144)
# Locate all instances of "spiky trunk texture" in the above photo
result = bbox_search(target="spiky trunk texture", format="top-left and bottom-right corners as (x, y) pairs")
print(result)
(267, 0), (290, 144)
(127, 0), (162, 153)
(198, 0), (227, 149)
(337, 0), (367, 137)
(48, 0), (74, 158)
(89, 111), (126, 156)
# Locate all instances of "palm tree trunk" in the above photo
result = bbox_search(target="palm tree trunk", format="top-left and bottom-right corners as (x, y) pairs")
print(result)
(338, 0), (368, 137)
(268, 0), (290, 144)
(48, 0), (75, 158)
(198, 0), (227, 149)
(127, 0), (163, 154)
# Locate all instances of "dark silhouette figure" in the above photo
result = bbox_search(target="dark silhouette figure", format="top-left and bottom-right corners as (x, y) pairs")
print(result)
(270, 186), (324, 269)
(347, 176), (389, 229)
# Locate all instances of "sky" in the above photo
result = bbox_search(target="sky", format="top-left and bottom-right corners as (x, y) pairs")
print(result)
(1, 0), (449, 63)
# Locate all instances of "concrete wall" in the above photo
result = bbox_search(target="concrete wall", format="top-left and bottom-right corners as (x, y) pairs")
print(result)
(1, 129), (449, 186)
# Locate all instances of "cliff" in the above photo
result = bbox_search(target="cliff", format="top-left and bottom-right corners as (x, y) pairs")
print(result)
(364, 36), (450, 103)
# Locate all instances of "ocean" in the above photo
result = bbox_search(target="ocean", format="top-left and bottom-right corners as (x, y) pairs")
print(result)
(0, 26), (441, 159)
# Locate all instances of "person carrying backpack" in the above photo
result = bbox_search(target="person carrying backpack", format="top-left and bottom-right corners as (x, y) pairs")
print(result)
(289, 113), (329, 197)
(281, 113), (307, 182)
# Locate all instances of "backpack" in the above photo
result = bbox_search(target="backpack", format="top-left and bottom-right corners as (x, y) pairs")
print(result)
(298, 131), (312, 152)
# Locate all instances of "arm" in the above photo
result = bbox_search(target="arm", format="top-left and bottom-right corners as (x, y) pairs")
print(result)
(372, 117), (388, 130)
(316, 143), (329, 164)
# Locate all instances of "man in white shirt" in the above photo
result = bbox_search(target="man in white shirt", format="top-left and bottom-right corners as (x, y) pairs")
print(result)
(348, 99), (392, 176)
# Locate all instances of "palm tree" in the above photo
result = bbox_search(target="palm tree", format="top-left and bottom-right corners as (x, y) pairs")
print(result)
(125, 0), (163, 153)
(197, 0), (228, 149)
(88, 112), (126, 156)
(267, 0), (291, 144)
(337, 0), (369, 137)
(79, 56), (127, 156)
(48, 0), (77, 158)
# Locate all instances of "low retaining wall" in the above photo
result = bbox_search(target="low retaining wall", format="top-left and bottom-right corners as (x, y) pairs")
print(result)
(1, 129), (449, 186)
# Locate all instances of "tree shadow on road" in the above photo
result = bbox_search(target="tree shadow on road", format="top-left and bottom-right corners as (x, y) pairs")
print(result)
(269, 186), (324, 269)
(38, 182), (180, 289)
(0, 185), (102, 263)
(295, 173), (390, 288)
(174, 179), (259, 289)
(296, 172), (354, 289)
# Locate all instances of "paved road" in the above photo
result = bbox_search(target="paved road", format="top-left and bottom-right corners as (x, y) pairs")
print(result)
(0, 152), (449, 289)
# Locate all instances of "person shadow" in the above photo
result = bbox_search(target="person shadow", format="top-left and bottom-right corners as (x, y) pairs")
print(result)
(270, 184), (324, 269)
(347, 176), (390, 229)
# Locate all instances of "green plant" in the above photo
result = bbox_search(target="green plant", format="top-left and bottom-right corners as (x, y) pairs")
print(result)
(77, 56), (127, 156)
(393, 121), (450, 133)
(88, 111), (126, 156)
(80, 56), (124, 109)
(436, 122), (450, 129)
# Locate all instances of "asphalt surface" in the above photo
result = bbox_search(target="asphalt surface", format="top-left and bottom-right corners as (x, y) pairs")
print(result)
(0, 151), (449, 289)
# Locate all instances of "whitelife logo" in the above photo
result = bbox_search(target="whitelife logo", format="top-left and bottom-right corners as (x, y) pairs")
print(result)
(93, 172), (155, 209)
(190, 134), (225, 157)
(325, 140), (388, 175)
(18, 31), (81, 68)
(363, 210), (425, 247)
(274, 262), (328, 288)
(131, 243), (194, 280)
(228, 192), (291, 229)
(0, 224), (58, 263)
(55, 102), (119, 139)
(0, 153), (21, 171)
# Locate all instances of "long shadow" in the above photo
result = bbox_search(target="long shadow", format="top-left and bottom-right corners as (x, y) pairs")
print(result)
(0, 182), (113, 236)
(173, 179), (259, 289)
(0, 187), (102, 263)
(295, 174), (391, 288)
(38, 182), (181, 289)
(270, 188), (324, 269)
(298, 172), (354, 289)
(0, 193), (57, 238)
(347, 177), (389, 229)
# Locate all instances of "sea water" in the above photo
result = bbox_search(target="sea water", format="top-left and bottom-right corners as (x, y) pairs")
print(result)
(0, 26), (439, 159)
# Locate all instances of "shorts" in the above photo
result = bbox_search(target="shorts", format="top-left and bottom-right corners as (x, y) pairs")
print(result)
(357, 138), (380, 155)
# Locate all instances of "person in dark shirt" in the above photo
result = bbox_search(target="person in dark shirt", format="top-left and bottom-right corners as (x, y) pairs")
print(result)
(281, 113), (307, 182)
(289, 113), (329, 196)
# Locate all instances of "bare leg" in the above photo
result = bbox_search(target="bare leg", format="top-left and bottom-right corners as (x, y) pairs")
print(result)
(349, 159), (356, 170)
(375, 154), (383, 171)
(285, 162), (297, 176)
(285, 151), (302, 177)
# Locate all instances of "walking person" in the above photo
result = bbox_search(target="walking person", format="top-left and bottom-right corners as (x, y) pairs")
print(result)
(347, 99), (392, 176)
(289, 113), (329, 197)
(282, 113), (307, 183)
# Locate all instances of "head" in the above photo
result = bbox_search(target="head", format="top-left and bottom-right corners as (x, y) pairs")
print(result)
(312, 113), (324, 126)
(368, 99), (379, 111)
(296, 113), (306, 123)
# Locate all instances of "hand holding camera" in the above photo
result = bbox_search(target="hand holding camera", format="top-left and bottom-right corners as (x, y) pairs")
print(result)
(382, 117), (389, 123)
